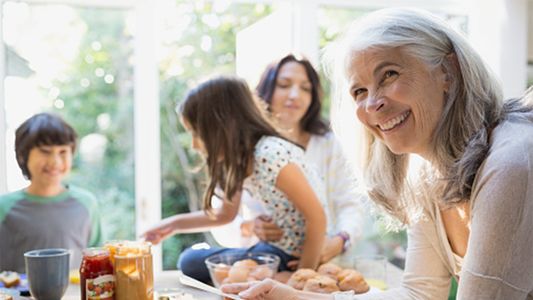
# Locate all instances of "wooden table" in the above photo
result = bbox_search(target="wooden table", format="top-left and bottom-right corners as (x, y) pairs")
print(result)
(59, 263), (403, 300)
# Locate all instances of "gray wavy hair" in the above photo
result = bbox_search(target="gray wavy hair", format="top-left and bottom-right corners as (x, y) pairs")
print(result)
(324, 8), (518, 224)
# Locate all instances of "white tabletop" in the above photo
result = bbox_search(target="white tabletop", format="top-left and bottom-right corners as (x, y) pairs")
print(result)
(61, 270), (218, 300)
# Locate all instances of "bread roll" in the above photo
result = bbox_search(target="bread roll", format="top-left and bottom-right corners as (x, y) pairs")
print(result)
(303, 275), (340, 293)
(317, 263), (343, 280)
(287, 269), (318, 290)
(338, 270), (370, 294)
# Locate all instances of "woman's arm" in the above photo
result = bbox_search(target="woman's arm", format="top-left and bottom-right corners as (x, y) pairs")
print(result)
(324, 137), (365, 246)
(142, 190), (242, 244)
(311, 135), (365, 261)
(458, 142), (533, 299)
(276, 163), (327, 270)
(222, 279), (334, 300)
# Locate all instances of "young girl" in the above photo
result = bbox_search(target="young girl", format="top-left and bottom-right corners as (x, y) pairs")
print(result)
(143, 76), (326, 283)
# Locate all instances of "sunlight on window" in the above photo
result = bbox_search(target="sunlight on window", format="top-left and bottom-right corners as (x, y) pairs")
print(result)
(3, 1), (135, 241)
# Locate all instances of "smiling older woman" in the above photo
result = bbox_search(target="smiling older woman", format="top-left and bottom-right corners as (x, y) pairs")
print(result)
(221, 7), (533, 300)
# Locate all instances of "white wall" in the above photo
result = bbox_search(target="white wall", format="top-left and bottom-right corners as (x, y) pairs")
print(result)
(468, 0), (529, 98)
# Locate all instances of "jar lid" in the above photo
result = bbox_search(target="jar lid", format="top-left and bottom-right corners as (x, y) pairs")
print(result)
(82, 247), (110, 257)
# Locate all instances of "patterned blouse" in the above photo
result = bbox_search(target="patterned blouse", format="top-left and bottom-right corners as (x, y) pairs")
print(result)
(243, 136), (326, 256)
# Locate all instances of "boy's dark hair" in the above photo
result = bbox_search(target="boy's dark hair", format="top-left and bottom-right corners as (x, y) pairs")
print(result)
(180, 76), (282, 212)
(256, 53), (329, 136)
(15, 113), (77, 179)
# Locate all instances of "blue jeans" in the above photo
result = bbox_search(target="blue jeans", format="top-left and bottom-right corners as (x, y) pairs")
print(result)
(178, 242), (297, 284)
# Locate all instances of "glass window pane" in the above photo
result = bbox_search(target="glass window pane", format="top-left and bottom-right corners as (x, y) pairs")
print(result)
(158, 0), (273, 270)
(3, 2), (135, 240)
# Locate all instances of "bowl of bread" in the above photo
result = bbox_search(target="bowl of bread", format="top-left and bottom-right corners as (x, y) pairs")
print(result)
(205, 252), (280, 287)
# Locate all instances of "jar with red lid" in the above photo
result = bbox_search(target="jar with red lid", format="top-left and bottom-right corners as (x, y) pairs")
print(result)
(79, 248), (115, 300)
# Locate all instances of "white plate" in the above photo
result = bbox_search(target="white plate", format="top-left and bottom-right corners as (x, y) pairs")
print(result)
(178, 273), (241, 300)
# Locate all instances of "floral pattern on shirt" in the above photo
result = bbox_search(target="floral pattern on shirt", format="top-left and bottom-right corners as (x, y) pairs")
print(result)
(243, 136), (325, 256)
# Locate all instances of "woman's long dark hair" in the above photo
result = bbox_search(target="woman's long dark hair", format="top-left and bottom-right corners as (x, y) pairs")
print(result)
(180, 76), (282, 212)
(256, 54), (329, 136)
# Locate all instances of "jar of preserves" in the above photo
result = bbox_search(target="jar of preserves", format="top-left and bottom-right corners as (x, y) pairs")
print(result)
(113, 241), (153, 300)
(79, 248), (115, 300)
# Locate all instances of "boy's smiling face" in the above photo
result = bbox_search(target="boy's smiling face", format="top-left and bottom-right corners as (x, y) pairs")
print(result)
(26, 144), (73, 188)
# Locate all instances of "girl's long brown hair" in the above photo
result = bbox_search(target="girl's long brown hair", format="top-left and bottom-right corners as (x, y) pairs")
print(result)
(180, 76), (282, 212)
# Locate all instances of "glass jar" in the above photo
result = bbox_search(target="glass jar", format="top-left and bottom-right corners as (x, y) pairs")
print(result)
(113, 241), (153, 300)
(79, 248), (115, 300)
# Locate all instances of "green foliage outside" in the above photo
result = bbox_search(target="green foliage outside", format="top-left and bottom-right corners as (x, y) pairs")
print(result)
(47, 8), (136, 241)
(317, 6), (371, 118)
(158, 1), (273, 270)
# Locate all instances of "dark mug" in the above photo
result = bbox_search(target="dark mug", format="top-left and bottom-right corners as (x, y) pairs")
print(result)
(24, 248), (70, 300)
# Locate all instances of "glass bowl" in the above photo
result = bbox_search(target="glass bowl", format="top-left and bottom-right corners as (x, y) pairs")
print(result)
(205, 252), (280, 287)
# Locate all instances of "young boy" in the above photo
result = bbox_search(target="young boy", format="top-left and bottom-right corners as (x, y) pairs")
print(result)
(0, 113), (103, 273)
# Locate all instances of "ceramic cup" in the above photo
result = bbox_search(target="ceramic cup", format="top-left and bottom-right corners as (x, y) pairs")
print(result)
(24, 248), (70, 300)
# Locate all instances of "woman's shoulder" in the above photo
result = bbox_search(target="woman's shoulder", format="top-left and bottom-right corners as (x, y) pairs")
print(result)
(471, 120), (533, 209)
(307, 132), (347, 163)
(256, 136), (303, 154)
(488, 120), (533, 167)
(309, 131), (342, 149)
(477, 120), (533, 184)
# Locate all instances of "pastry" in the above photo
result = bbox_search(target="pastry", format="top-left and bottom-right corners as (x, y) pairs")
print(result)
(232, 259), (258, 269)
(248, 265), (273, 280)
(317, 263), (343, 280)
(338, 269), (370, 294)
(337, 268), (357, 281)
(212, 263), (230, 285)
(287, 268), (318, 290)
(303, 275), (340, 293)
(227, 265), (250, 283)
(0, 271), (20, 288)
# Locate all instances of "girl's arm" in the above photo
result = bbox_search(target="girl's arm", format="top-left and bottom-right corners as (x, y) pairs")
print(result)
(142, 190), (242, 244)
(276, 163), (327, 270)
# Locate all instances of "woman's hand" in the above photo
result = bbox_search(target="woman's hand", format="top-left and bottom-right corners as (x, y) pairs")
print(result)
(221, 279), (300, 300)
(253, 215), (284, 241)
(320, 236), (344, 263)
